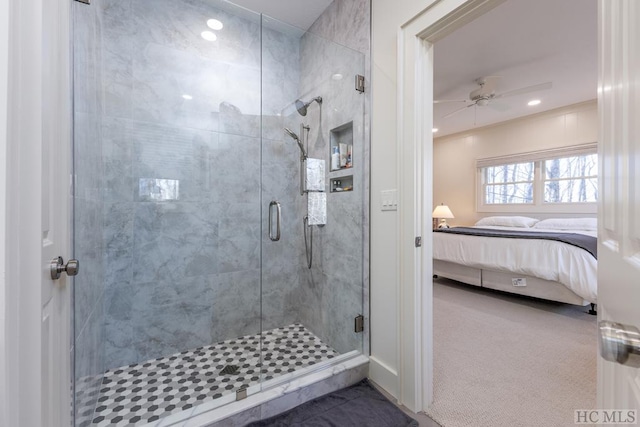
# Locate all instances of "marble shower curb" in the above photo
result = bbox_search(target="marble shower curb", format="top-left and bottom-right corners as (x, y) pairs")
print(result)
(139, 354), (368, 427)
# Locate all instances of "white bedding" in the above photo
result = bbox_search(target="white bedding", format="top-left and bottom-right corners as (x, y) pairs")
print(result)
(433, 225), (597, 303)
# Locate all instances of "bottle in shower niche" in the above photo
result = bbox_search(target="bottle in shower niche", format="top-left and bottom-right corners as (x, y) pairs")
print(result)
(331, 146), (340, 171)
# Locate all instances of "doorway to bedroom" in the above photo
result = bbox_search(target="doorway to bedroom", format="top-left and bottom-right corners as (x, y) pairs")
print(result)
(429, 0), (598, 425)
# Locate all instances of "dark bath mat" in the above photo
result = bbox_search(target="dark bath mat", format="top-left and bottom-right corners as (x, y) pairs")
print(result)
(246, 379), (419, 427)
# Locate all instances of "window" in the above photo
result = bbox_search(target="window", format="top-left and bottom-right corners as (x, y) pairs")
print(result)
(544, 154), (597, 203)
(476, 144), (597, 213)
(484, 162), (534, 204)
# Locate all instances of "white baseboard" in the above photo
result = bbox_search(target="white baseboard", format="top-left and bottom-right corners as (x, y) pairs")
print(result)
(368, 356), (398, 398)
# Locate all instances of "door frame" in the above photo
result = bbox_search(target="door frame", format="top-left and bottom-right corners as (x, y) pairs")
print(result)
(1, 0), (72, 425)
(2, 0), (47, 424)
(0, 0), (10, 423)
(396, 0), (508, 413)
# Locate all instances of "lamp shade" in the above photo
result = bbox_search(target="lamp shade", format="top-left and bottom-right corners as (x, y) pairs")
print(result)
(432, 204), (454, 219)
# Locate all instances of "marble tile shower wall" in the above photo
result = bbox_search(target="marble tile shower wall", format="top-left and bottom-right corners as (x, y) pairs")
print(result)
(101, 0), (303, 369)
(295, 0), (371, 355)
(73, 0), (106, 425)
(260, 23), (304, 333)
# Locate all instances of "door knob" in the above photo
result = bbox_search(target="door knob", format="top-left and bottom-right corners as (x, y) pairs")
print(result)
(599, 320), (640, 368)
(50, 256), (80, 280)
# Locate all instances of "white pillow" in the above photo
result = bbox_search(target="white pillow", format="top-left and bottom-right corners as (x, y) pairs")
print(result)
(533, 218), (597, 231)
(474, 216), (539, 228)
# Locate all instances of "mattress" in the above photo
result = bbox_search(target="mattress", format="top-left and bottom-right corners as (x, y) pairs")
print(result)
(433, 225), (597, 303)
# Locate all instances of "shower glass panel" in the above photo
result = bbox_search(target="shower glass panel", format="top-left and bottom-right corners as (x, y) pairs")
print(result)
(261, 16), (365, 387)
(73, 0), (265, 424)
(72, 1), (365, 425)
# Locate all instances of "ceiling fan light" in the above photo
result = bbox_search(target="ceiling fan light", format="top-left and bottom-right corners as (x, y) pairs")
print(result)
(476, 98), (490, 106)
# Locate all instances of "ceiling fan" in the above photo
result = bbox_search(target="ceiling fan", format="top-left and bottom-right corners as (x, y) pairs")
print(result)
(435, 76), (552, 119)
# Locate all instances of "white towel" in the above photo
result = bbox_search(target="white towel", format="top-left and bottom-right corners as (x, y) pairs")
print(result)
(305, 158), (325, 192)
(307, 192), (327, 225)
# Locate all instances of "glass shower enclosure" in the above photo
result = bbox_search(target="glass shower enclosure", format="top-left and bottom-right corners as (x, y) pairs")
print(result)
(72, 0), (366, 425)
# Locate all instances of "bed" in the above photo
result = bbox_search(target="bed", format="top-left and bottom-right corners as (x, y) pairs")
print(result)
(432, 216), (598, 306)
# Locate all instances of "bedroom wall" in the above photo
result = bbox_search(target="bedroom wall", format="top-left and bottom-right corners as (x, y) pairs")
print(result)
(433, 100), (597, 226)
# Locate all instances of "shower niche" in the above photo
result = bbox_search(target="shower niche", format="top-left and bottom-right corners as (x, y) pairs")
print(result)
(329, 122), (353, 171)
(330, 175), (353, 193)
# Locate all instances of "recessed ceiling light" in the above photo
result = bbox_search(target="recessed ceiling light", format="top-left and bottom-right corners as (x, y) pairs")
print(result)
(331, 73), (343, 80)
(207, 19), (223, 31)
(182, 94), (193, 100)
(432, 128), (439, 133)
(201, 31), (217, 41)
(528, 99), (541, 106)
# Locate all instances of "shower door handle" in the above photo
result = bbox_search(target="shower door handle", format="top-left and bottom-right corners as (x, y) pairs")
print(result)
(269, 201), (281, 241)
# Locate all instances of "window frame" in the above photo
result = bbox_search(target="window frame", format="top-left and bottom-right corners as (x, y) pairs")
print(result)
(476, 143), (598, 214)
(542, 154), (598, 204)
(483, 161), (535, 205)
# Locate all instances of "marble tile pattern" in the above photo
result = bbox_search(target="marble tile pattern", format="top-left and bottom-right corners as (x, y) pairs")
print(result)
(91, 324), (337, 426)
(256, 360), (369, 420)
(205, 356), (369, 426)
(291, 1), (371, 356)
(323, 0), (372, 358)
(72, 0), (372, 424)
(74, 0), (107, 425)
(306, 0), (372, 357)
(101, 0), (307, 370)
(100, 0), (370, 386)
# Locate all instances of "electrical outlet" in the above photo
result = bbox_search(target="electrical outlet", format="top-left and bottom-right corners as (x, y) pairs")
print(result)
(512, 278), (527, 287)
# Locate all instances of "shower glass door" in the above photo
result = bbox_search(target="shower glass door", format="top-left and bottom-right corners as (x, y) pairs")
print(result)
(73, 0), (266, 424)
(260, 16), (366, 388)
(73, 0), (365, 425)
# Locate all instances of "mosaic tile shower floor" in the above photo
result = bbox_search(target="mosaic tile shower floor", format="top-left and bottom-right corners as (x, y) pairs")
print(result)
(90, 323), (338, 426)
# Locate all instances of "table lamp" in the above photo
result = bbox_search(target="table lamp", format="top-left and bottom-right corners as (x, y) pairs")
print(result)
(432, 203), (454, 229)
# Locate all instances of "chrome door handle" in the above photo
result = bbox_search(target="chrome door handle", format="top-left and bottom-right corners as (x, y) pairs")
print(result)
(50, 256), (80, 280)
(599, 320), (640, 368)
(269, 201), (281, 241)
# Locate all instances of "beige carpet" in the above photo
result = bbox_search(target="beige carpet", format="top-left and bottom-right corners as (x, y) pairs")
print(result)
(426, 279), (597, 427)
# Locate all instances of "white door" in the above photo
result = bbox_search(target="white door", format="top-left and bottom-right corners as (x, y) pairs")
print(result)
(42, 0), (73, 425)
(597, 0), (640, 421)
(5, 0), (72, 425)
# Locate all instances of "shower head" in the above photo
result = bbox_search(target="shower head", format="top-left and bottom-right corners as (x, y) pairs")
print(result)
(284, 127), (307, 158)
(284, 127), (299, 141)
(294, 96), (323, 116)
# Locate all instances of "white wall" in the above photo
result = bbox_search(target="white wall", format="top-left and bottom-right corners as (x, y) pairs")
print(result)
(370, 0), (461, 397)
(433, 100), (597, 226)
(371, 0), (590, 400)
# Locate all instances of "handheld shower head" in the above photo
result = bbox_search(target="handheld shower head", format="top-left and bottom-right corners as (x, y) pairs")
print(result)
(284, 127), (307, 158)
(284, 127), (299, 141)
(294, 96), (323, 116)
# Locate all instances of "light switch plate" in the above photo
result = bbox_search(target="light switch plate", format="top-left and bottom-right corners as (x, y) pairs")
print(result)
(381, 189), (398, 211)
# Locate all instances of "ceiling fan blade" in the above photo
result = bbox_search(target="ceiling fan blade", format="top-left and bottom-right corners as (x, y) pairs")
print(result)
(495, 82), (552, 99)
(442, 103), (474, 119)
(434, 99), (469, 104)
